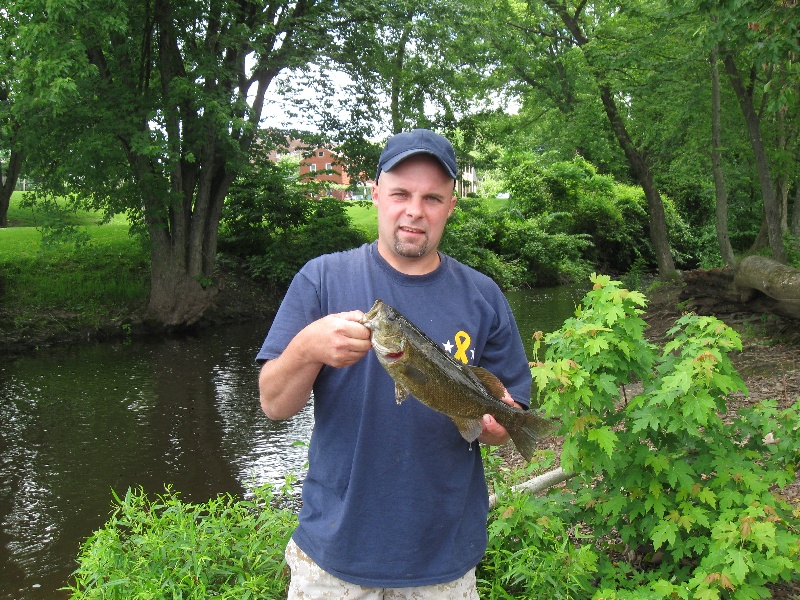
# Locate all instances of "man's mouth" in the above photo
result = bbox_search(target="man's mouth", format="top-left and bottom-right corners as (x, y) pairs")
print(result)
(399, 226), (425, 235)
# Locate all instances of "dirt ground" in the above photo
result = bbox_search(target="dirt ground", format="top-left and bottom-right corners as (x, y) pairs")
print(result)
(505, 281), (800, 598)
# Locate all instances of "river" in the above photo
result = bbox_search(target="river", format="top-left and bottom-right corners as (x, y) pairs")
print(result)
(0, 284), (587, 599)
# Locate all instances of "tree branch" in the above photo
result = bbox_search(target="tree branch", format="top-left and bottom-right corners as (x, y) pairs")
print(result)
(488, 467), (574, 509)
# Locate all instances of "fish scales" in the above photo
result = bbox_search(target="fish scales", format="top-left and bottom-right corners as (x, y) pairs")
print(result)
(360, 299), (554, 461)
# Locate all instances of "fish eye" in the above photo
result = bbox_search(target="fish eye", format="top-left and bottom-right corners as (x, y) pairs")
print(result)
(387, 309), (396, 321)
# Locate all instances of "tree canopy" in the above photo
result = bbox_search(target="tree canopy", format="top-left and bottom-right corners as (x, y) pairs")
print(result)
(2, 0), (799, 325)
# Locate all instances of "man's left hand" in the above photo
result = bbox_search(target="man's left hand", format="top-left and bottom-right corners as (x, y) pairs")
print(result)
(477, 390), (521, 446)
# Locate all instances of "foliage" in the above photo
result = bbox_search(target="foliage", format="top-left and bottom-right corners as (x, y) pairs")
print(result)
(66, 485), (296, 599)
(479, 460), (599, 598)
(439, 197), (593, 288)
(502, 155), (651, 272)
(219, 163), (368, 287)
(530, 275), (800, 597)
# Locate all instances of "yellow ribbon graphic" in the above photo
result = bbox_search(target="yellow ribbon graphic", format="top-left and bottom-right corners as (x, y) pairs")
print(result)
(453, 331), (471, 364)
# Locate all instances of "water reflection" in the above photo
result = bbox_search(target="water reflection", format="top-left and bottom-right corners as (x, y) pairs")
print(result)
(0, 322), (312, 600)
(505, 284), (589, 357)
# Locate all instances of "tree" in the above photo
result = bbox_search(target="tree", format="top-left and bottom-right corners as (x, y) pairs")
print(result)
(0, 9), (24, 227)
(311, 0), (496, 180)
(701, 0), (800, 264)
(13, 0), (377, 326)
(487, 0), (678, 279)
(710, 43), (737, 267)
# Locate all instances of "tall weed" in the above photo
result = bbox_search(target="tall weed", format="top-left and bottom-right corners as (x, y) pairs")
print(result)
(67, 485), (296, 599)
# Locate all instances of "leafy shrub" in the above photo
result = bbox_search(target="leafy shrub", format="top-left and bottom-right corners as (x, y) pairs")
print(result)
(530, 275), (800, 598)
(240, 197), (368, 287)
(440, 199), (527, 288)
(501, 154), (706, 273)
(67, 485), (296, 599)
(220, 159), (367, 287)
(441, 198), (592, 288)
(497, 213), (593, 286)
(479, 450), (599, 599)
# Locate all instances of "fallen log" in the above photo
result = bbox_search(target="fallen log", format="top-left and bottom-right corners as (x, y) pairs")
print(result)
(488, 467), (573, 508)
(679, 257), (800, 321)
(733, 255), (800, 319)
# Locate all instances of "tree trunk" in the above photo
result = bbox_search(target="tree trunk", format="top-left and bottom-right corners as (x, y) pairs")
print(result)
(0, 147), (23, 228)
(680, 258), (800, 320)
(722, 52), (786, 263)
(147, 240), (220, 327)
(549, 2), (677, 280)
(792, 183), (800, 237)
(710, 45), (736, 267)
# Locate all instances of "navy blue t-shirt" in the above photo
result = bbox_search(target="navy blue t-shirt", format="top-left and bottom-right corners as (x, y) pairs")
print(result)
(256, 242), (532, 587)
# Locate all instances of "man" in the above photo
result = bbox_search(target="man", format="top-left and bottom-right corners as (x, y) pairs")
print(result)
(257, 129), (531, 598)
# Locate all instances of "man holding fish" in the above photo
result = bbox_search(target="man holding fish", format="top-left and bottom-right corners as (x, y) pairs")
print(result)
(257, 129), (547, 599)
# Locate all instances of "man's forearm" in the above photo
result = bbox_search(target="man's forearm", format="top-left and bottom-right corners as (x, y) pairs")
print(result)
(259, 344), (322, 420)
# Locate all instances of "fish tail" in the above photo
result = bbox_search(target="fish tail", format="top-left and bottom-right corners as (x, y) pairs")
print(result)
(508, 411), (556, 462)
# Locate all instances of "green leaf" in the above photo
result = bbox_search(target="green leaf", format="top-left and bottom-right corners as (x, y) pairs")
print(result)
(587, 426), (618, 456)
(651, 520), (678, 550)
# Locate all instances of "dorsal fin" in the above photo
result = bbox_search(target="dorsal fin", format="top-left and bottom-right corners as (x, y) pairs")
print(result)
(469, 366), (506, 399)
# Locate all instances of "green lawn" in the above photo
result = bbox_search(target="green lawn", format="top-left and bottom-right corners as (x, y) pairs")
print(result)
(0, 193), (148, 312)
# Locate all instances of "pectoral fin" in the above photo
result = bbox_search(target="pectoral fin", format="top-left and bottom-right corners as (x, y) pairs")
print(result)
(395, 383), (411, 404)
(451, 416), (484, 443)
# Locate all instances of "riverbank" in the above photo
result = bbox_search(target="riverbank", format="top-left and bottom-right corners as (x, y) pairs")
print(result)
(0, 263), (284, 357)
(4, 269), (800, 369)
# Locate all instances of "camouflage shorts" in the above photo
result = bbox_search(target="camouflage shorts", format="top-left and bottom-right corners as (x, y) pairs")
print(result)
(285, 538), (480, 599)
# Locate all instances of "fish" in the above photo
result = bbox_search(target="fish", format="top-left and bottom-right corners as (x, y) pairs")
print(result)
(360, 299), (554, 461)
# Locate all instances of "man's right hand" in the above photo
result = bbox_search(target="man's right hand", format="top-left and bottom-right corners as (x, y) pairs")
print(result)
(259, 311), (372, 420)
(306, 311), (372, 368)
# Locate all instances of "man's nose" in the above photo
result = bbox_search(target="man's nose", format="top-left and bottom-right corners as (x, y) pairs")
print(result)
(405, 196), (424, 217)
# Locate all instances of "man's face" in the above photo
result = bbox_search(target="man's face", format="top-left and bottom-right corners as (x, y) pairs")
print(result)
(372, 155), (457, 275)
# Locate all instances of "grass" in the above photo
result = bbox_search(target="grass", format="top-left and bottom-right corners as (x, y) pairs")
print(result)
(344, 200), (378, 240)
(0, 192), (149, 317)
(5, 190), (107, 227)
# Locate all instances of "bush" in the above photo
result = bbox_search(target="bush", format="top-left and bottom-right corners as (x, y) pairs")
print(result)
(501, 155), (705, 273)
(241, 197), (368, 287)
(440, 198), (592, 288)
(220, 160), (368, 287)
(66, 485), (296, 599)
(530, 275), (800, 598)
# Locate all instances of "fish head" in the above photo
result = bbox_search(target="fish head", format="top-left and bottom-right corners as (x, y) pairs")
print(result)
(360, 300), (408, 365)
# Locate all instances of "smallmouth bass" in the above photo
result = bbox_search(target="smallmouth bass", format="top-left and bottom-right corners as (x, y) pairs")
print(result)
(360, 299), (554, 461)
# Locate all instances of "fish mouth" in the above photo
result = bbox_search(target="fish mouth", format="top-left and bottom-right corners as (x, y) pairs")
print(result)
(373, 339), (404, 362)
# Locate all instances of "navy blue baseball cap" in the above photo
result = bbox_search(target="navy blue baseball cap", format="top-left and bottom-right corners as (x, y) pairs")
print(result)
(375, 129), (458, 182)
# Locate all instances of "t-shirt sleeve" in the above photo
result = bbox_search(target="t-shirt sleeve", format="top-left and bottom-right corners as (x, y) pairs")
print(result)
(255, 268), (322, 364)
(478, 294), (532, 409)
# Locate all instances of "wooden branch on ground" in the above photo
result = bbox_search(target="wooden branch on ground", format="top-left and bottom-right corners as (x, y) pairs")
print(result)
(488, 467), (574, 509)
(680, 257), (800, 321)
